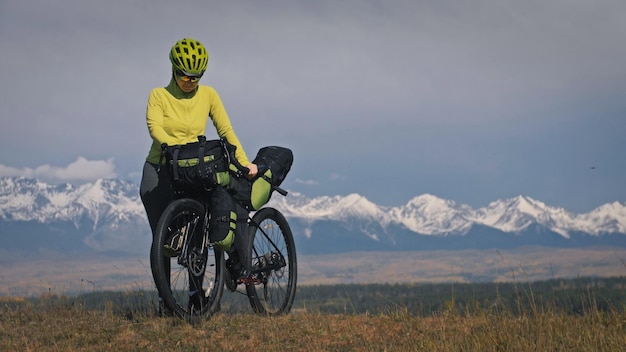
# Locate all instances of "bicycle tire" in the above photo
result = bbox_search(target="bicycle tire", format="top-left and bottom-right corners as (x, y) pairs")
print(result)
(245, 207), (297, 315)
(150, 198), (225, 319)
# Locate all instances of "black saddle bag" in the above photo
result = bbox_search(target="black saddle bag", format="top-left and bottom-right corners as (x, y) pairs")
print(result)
(229, 146), (293, 210)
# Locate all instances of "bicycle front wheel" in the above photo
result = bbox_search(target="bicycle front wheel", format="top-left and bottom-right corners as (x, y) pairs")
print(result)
(245, 207), (297, 315)
(150, 198), (225, 319)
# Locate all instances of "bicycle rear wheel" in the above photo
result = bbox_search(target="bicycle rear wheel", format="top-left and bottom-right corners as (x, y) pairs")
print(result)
(150, 198), (225, 319)
(245, 207), (297, 315)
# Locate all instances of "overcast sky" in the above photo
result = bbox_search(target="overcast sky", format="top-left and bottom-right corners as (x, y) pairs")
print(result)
(1, 0), (624, 212)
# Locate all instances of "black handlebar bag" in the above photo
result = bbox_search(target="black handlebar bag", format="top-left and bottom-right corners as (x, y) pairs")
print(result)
(161, 136), (231, 194)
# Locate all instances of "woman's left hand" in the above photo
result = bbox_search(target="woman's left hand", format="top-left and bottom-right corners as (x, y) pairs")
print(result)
(246, 163), (258, 178)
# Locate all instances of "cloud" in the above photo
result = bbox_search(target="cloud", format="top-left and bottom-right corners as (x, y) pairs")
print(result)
(295, 178), (319, 186)
(0, 157), (117, 183)
(0, 0), (625, 212)
(329, 173), (346, 182)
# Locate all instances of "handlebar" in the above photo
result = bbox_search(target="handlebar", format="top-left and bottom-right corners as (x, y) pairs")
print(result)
(273, 184), (288, 196)
(162, 137), (289, 198)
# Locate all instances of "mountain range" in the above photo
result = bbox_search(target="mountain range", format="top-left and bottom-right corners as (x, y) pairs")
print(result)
(1, 177), (625, 256)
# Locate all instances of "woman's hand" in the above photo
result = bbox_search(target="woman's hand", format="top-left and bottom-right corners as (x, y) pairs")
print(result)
(246, 163), (258, 179)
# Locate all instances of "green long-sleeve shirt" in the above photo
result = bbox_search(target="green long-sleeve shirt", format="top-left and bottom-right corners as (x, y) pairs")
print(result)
(145, 79), (250, 166)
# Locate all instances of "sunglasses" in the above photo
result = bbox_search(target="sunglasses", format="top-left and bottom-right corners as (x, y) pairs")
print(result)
(174, 70), (203, 82)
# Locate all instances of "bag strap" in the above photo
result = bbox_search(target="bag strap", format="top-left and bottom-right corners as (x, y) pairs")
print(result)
(219, 137), (231, 165)
(197, 135), (207, 179)
(170, 146), (181, 181)
(157, 143), (167, 173)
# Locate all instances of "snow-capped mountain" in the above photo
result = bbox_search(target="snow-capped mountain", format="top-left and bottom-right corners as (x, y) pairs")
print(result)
(0, 177), (148, 253)
(273, 192), (626, 237)
(1, 177), (625, 255)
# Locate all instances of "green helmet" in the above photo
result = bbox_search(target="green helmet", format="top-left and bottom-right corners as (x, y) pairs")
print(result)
(169, 38), (209, 75)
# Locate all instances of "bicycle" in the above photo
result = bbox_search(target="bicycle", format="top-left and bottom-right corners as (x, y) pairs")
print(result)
(149, 138), (297, 319)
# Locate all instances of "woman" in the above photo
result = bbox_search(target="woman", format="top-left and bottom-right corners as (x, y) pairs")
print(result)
(140, 38), (257, 310)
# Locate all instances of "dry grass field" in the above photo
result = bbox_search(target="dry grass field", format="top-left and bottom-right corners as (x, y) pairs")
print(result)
(1, 246), (626, 351)
(2, 298), (626, 351)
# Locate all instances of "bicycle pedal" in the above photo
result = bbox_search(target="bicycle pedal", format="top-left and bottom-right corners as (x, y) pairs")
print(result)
(239, 275), (261, 286)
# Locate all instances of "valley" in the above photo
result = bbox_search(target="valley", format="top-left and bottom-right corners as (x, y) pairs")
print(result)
(2, 246), (625, 297)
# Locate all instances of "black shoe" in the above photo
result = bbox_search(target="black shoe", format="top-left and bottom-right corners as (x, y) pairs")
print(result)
(225, 257), (245, 291)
